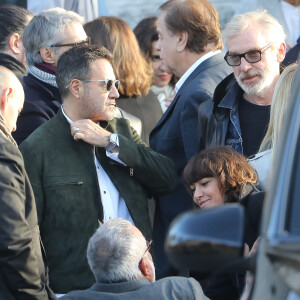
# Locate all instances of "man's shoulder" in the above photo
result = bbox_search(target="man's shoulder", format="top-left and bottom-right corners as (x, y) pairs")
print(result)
(61, 277), (207, 300)
(0, 135), (24, 168)
(23, 74), (61, 107)
(20, 112), (64, 148)
(182, 54), (232, 100)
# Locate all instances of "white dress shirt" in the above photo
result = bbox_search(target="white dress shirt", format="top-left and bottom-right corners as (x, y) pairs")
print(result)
(61, 106), (135, 225)
(175, 50), (221, 93)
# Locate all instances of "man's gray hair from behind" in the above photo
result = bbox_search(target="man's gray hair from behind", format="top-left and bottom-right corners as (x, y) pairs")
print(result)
(87, 218), (146, 283)
(223, 10), (286, 48)
(23, 7), (84, 67)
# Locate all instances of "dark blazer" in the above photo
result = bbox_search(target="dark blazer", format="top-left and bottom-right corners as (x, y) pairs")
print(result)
(149, 53), (231, 278)
(20, 109), (177, 293)
(13, 73), (62, 145)
(60, 277), (209, 300)
(0, 133), (55, 299)
(282, 36), (300, 66)
(116, 90), (163, 145)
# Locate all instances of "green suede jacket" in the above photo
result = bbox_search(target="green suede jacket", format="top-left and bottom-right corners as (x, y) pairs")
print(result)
(20, 109), (177, 294)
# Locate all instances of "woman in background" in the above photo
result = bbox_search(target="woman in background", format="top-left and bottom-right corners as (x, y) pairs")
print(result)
(134, 16), (175, 113)
(84, 16), (162, 145)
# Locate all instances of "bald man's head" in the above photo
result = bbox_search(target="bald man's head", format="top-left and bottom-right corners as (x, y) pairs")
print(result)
(0, 66), (24, 133)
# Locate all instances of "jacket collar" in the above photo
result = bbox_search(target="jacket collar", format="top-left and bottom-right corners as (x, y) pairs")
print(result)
(0, 53), (26, 76)
(212, 73), (243, 111)
(152, 52), (226, 132)
(88, 278), (151, 294)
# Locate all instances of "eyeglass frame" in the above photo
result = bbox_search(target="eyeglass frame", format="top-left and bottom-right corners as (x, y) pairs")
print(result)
(141, 239), (153, 259)
(81, 79), (120, 92)
(50, 37), (90, 48)
(224, 43), (272, 66)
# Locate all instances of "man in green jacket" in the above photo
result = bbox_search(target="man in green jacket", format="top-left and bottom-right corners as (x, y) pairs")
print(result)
(20, 45), (177, 294)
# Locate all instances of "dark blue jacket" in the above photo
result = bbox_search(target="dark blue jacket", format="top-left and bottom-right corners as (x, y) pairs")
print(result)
(150, 53), (231, 279)
(13, 73), (62, 145)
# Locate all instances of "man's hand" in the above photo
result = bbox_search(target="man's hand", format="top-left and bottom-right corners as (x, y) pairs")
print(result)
(71, 119), (111, 148)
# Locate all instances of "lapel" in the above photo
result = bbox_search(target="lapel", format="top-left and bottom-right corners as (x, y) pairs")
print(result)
(151, 53), (225, 135)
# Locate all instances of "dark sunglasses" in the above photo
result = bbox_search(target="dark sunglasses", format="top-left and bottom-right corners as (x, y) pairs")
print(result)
(224, 44), (272, 66)
(51, 37), (90, 48)
(81, 79), (120, 92)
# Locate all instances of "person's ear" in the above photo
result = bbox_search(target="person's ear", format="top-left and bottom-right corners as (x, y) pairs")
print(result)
(139, 256), (154, 282)
(0, 88), (12, 110)
(8, 33), (22, 55)
(69, 79), (83, 99)
(277, 42), (286, 63)
(40, 46), (56, 64)
(177, 31), (188, 52)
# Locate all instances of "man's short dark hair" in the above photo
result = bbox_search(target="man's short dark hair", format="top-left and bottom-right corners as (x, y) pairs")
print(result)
(0, 5), (33, 52)
(159, 0), (223, 53)
(56, 44), (113, 98)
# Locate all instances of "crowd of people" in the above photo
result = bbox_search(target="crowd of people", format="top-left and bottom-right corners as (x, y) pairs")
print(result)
(0, 0), (299, 299)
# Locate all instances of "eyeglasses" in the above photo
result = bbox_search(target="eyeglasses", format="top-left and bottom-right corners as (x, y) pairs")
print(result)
(81, 79), (120, 92)
(224, 44), (272, 66)
(51, 37), (90, 48)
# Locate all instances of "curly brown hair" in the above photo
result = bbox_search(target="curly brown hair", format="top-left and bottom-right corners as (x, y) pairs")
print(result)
(183, 146), (257, 203)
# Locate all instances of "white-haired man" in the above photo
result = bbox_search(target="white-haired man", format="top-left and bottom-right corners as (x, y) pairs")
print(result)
(61, 218), (209, 300)
(198, 10), (286, 157)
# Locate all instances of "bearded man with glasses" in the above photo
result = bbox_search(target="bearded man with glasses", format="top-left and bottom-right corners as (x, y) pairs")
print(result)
(198, 10), (286, 158)
(13, 7), (88, 145)
(20, 45), (177, 295)
(60, 218), (208, 300)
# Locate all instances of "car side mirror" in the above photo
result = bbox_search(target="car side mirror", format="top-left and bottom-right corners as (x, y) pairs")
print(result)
(165, 204), (246, 273)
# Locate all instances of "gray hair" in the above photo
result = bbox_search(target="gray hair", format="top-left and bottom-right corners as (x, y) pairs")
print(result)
(87, 218), (146, 283)
(223, 10), (286, 48)
(23, 7), (84, 66)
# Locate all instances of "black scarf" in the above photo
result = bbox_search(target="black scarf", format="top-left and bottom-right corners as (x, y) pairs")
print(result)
(0, 53), (26, 77)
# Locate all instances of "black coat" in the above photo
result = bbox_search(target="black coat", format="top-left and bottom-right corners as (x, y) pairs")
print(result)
(0, 127), (56, 299)
(12, 74), (62, 145)
(204, 191), (265, 300)
(0, 53), (26, 81)
(282, 37), (300, 66)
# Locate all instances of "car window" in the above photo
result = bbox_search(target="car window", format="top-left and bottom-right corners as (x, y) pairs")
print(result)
(285, 136), (300, 235)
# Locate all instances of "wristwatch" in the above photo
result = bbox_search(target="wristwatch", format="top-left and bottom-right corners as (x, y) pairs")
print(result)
(105, 134), (118, 152)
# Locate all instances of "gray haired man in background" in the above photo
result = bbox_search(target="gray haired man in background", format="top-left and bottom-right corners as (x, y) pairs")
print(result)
(13, 7), (88, 144)
(61, 218), (209, 300)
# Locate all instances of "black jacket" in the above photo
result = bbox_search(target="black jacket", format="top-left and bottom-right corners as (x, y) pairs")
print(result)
(0, 53), (27, 81)
(0, 117), (56, 299)
(282, 37), (300, 66)
(13, 74), (62, 145)
(198, 73), (238, 152)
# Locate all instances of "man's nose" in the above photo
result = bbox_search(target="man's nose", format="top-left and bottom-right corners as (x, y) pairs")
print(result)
(109, 85), (119, 99)
(239, 57), (252, 72)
